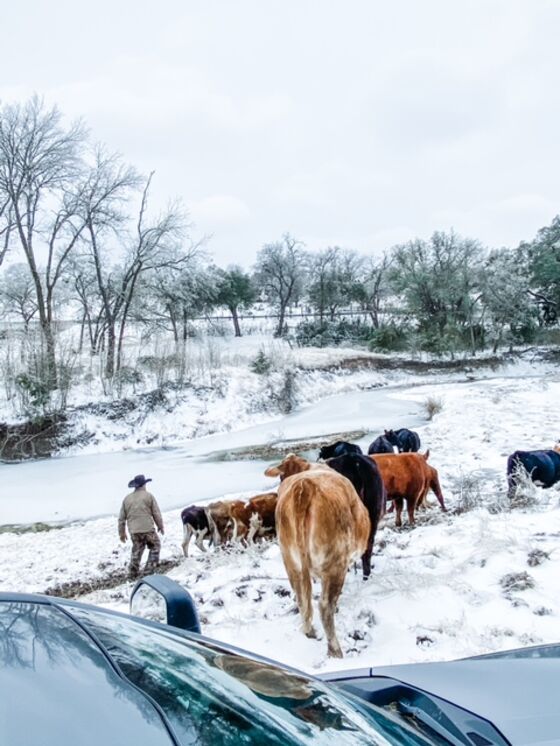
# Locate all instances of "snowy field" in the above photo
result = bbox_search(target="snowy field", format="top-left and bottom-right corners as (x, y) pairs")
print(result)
(2, 364), (559, 676)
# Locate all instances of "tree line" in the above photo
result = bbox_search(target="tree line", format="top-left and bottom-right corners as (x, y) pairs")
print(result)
(0, 97), (559, 390)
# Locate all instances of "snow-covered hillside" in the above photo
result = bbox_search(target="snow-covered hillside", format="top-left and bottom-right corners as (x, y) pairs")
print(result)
(2, 371), (559, 675)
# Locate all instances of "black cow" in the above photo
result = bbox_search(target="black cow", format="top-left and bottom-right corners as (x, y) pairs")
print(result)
(384, 428), (421, 453)
(367, 435), (394, 454)
(181, 505), (211, 556)
(326, 453), (386, 579)
(507, 448), (560, 497)
(318, 440), (363, 460)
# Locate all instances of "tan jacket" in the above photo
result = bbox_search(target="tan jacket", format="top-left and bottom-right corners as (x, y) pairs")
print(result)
(118, 489), (164, 538)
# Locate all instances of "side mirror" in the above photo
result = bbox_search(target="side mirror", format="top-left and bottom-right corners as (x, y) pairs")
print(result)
(130, 575), (201, 633)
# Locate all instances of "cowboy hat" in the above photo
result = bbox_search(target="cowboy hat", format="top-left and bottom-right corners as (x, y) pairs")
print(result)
(128, 474), (153, 489)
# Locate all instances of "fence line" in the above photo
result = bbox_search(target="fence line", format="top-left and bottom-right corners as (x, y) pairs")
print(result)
(0, 308), (378, 331)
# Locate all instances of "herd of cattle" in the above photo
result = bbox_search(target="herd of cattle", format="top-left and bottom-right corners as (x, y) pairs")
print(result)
(180, 428), (560, 658)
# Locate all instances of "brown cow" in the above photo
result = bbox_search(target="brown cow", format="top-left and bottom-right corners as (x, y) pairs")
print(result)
(206, 494), (278, 546)
(265, 455), (370, 658)
(205, 500), (244, 545)
(371, 451), (446, 527)
(227, 493), (278, 543)
(246, 492), (278, 542)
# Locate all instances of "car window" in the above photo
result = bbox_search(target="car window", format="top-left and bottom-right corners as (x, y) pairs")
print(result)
(0, 602), (173, 746)
(69, 605), (431, 745)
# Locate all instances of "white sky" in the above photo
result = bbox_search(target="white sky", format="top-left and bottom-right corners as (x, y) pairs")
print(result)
(1, 0), (559, 266)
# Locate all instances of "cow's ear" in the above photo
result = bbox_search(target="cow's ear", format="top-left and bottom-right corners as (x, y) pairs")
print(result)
(265, 464), (281, 477)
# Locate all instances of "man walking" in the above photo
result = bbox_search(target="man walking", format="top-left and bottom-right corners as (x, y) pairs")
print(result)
(118, 474), (164, 580)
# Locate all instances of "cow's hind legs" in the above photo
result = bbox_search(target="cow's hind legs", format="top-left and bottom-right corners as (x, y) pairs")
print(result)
(407, 496), (417, 526)
(194, 528), (208, 553)
(285, 559), (317, 639)
(319, 568), (346, 658)
(182, 524), (194, 557)
(394, 497), (404, 528)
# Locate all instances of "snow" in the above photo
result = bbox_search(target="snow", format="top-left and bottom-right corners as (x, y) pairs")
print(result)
(0, 385), (421, 524)
(1, 362), (560, 676)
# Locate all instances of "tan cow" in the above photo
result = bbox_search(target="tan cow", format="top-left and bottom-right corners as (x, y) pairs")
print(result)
(265, 454), (370, 658)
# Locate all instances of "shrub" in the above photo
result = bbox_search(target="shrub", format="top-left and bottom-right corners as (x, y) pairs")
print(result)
(368, 323), (410, 352)
(277, 369), (296, 414)
(15, 373), (51, 414)
(250, 349), (272, 375)
(421, 396), (443, 420)
(295, 318), (374, 348)
(113, 366), (143, 394)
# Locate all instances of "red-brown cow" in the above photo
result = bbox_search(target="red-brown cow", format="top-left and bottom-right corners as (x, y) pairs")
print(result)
(265, 454), (370, 658)
(227, 493), (278, 542)
(370, 451), (447, 527)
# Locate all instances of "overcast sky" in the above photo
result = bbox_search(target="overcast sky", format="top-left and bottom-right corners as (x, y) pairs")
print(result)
(1, 1), (558, 266)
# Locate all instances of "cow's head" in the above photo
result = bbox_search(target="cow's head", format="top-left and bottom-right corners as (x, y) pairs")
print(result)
(265, 453), (311, 480)
(384, 429), (397, 444)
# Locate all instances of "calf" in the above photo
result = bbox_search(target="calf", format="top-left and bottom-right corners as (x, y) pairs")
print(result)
(265, 455), (369, 658)
(205, 500), (243, 546)
(507, 447), (560, 497)
(326, 453), (386, 579)
(246, 492), (278, 542)
(367, 435), (394, 454)
(384, 428), (421, 453)
(227, 493), (278, 543)
(318, 441), (363, 460)
(180, 505), (211, 556)
(371, 451), (446, 527)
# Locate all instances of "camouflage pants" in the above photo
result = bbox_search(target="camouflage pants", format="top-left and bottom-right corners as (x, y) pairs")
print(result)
(129, 531), (161, 579)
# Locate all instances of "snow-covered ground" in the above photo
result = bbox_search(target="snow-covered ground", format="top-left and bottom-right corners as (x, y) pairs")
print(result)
(2, 368), (559, 675)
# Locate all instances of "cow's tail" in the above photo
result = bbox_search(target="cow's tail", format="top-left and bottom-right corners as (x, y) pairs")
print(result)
(355, 456), (384, 527)
(292, 479), (313, 572)
(205, 508), (221, 546)
(507, 452), (522, 497)
(430, 471), (447, 512)
(248, 512), (261, 543)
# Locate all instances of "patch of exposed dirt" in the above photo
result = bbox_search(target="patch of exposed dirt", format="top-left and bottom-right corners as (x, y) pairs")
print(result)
(208, 430), (368, 462)
(0, 415), (92, 462)
(44, 557), (182, 599)
(315, 354), (507, 374)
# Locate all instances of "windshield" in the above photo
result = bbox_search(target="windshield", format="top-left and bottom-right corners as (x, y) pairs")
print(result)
(0, 601), (173, 746)
(68, 605), (433, 746)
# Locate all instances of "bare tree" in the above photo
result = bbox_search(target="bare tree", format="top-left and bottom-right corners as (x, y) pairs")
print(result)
(0, 195), (13, 267)
(66, 255), (106, 355)
(141, 259), (216, 343)
(0, 263), (38, 330)
(76, 147), (140, 375)
(254, 233), (305, 336)
(115, 175), (189, 372)
(0, 96), (87, 385)
(357, 253), (392, 328)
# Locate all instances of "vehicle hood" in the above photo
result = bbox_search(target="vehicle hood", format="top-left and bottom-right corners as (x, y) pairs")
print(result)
(333, 645), (560, 745)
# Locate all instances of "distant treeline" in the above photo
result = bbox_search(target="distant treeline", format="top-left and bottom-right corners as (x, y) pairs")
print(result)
(0, 97), (559, 391)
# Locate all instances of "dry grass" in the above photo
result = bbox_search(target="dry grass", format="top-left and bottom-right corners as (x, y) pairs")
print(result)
(421, 395), (444, 420)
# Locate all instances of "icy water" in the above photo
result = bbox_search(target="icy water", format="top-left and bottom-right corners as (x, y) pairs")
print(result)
(0, 386), (421, 526)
